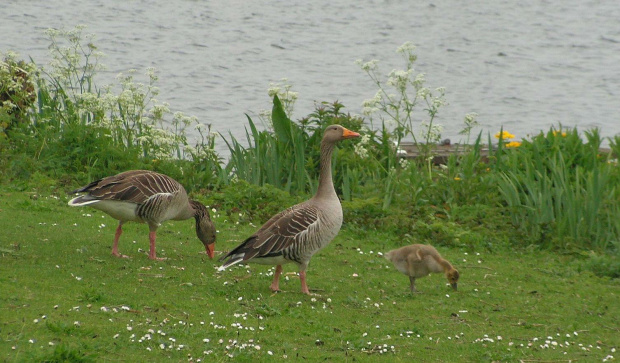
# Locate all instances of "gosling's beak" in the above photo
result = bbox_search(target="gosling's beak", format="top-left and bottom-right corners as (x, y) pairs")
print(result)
(342, 127), (360, 139)
(205, 243), (215, 259)
(451, 283), (458, 291)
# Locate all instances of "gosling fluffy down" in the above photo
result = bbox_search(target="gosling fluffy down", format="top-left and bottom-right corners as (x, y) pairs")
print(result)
(384, 244), (459, 293)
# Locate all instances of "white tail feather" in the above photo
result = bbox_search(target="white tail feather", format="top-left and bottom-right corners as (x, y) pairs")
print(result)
(68, 197), (99, 206)
(218, 255), (244, 271)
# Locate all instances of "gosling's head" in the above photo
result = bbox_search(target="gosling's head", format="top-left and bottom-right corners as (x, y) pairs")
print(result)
(446, 268), (460, 291)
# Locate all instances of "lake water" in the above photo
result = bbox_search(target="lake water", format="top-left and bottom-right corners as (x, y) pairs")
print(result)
(2, 0), (619, 154)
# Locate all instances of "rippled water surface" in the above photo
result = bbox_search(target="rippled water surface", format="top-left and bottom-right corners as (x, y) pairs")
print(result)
(2, 0), (619, 152)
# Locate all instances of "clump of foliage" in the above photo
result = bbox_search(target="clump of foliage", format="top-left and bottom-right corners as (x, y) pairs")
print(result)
(0, 25), (221, 188)
(222, 96), (367, 198)
(30, 344), (96, 363)
(207, 179), (302, 223)
(583, 252), (620, 279)
(494, 127), (620, 252)
(0, 53), (37, 134)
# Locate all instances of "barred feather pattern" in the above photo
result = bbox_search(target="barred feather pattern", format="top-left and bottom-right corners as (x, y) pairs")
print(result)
(70, 170), (190, 225)
(219, 199), (343, 270)
(281, 202), (342, 265)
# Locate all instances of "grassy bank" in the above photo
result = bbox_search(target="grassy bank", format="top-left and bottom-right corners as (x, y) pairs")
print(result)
(1, 189), (619, 362)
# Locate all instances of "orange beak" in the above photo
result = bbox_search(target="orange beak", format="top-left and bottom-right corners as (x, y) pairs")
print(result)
(205, 243), (215, 259)
(342, 127), (360, 139)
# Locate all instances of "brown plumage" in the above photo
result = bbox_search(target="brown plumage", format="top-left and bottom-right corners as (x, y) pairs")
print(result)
(68, 170), (216, 260)
(384, 244), (459, 293)
(218, 125), (360, 294)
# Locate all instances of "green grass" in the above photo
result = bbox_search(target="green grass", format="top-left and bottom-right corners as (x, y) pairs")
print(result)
(1, 189), (618, 362)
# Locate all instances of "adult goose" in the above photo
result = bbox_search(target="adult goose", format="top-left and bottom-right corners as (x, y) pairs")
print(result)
(384, 244), (459, 293)
(68, 170), (216, 260)
(219, 125), (360, 294)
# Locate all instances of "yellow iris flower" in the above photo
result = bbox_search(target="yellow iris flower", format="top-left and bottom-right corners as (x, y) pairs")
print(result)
(494, 131), (515, 140)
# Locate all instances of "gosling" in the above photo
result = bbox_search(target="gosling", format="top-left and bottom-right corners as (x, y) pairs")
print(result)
(384, 244), (459, 293)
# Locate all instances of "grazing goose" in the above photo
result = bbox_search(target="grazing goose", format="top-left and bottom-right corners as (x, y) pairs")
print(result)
(68, 170), (216, 260)
(218, 125), (360, 294)
(385, 244), (459, 293)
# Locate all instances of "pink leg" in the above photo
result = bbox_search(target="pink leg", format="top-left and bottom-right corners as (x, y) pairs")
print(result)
(299, 271), (310, 295)
(269, 265), (283, 292)
(111, 223), (129, 258)
(148, 231), (165, 260)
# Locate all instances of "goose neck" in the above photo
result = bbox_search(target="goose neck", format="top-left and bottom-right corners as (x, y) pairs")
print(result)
(316, 140), (337, 199)
(439, 258), (454, 272)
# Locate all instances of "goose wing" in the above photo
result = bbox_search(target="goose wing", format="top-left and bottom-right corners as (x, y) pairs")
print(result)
(221, 204), (320, 264)
(71, 170), (180, 204)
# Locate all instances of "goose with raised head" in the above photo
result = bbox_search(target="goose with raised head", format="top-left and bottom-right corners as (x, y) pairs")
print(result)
(68, 170), (216, 260)
(385, 244), (459, 293)
(218, 125), (360, 294)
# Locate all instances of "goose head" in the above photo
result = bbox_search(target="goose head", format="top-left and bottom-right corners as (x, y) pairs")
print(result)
(446, 268), (459, 291)
(197, 218), (216, 259)
(192, 201), (216, 259)
(323, 124), (360, 143)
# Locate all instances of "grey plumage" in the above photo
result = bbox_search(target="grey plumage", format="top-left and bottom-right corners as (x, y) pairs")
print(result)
(68, 170), (216, 260)
(219, 125), (360, 294)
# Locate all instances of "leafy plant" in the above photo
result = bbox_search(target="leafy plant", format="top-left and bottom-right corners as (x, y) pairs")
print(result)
(0, 25), (220, 187)
(356, 42), (449, 169)
(222, 95), (364, 197)
(0, 52), (37, 134)
(495, 127), (620, 252)
(208, 179), (301, 223)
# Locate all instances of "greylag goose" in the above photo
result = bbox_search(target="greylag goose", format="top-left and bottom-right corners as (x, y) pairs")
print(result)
(384, 244), (459, 293)
(218, 125), (360, 294)
(68, 170), (216, 260)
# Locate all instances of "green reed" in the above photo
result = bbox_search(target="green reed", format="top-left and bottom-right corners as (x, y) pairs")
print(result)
(222, 106), (308, 194)
(222, 96), (364, 196)
(495, 128), (620, 251)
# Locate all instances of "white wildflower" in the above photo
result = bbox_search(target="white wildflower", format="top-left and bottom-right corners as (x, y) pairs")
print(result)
(396, 41), (416, 54)
(356, 59), (379, 72)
